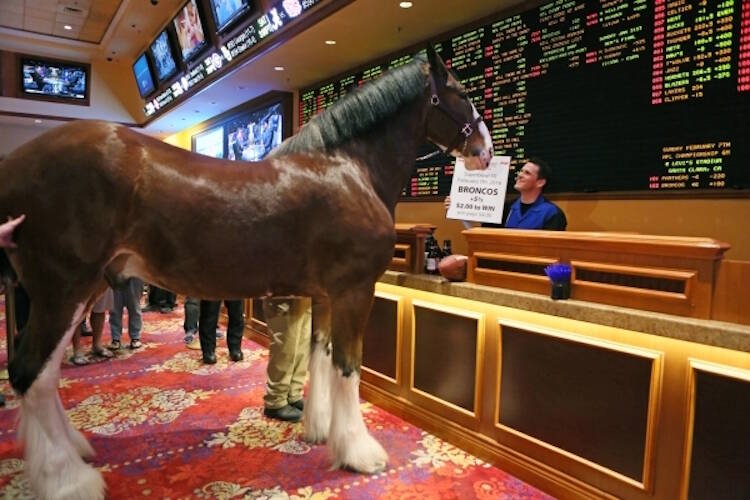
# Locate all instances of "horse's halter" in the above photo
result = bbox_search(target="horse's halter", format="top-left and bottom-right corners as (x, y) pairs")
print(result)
(424, 72), (483, 158)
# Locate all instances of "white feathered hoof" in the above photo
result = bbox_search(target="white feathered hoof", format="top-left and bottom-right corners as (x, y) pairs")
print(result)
(28, 458), (105, 500)
(329, 429), (388, 474)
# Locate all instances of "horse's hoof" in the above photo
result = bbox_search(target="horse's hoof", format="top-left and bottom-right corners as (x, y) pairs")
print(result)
(29, 460), (105, 500)
(330, 431), (388, 474)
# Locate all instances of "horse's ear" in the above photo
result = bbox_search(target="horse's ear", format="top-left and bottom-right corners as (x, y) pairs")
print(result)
(426, 44), (448, 84)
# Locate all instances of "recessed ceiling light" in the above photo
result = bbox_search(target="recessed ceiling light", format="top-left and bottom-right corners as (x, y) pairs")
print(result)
(399, 1), (413, 8)
(325, 40), (336, 45)
(34, 119), (42, 124)
(64, 24), (72, 30)
(274, 66), (284, 71)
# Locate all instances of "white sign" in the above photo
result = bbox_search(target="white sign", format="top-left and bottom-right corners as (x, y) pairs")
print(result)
(446, 156), (510, 224)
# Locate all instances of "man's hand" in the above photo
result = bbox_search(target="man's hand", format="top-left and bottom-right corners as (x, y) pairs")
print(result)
(0, 214), (25, 248)
(443, 196), (451, 210)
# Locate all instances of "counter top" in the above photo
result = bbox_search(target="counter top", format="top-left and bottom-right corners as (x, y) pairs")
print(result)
(379, 270), (750, 354)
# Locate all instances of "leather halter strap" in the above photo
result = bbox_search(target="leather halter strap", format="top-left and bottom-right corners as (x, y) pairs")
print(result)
(427, 73), (483, 156)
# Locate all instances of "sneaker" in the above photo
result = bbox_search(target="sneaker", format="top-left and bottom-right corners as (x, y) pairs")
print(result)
(184, 332), (195, 344)
(159, 306), (173, 314)
(108, 340), (121, 350)
(186, 337), (202, 350)
(264, 405), (302, 422)
(215, 329), (224, 339)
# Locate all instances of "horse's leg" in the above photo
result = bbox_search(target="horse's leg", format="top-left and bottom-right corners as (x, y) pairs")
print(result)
(303, 296), (333, 443)
(12, 298), (105, 500)
(327, 284), (387, 473)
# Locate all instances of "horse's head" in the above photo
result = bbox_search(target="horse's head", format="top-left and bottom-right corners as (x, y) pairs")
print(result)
(424, 46), (493, 171)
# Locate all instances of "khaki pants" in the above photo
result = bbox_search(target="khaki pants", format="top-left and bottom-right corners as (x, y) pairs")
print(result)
(263, 297), (311, 410)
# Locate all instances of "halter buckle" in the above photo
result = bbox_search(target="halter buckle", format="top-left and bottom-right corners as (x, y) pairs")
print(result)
(461, 123), (473, 137)
(430, 94), (440, 106)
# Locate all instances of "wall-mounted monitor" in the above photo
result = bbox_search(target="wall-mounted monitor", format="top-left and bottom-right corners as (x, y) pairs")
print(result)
(149, 30), (178, 83)
(173, 0), (207, 62)
(20, 57), (88, 101)
(226, 101), (283, 162)
(193, 125), (225, 158)
(132, 53), (156, 98)
(209, 0), (251, 34)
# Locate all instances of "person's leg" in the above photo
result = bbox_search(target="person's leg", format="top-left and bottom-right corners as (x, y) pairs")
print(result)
(70, 324), (88, 365)
(288, 298), (312, 409)
(125, 278), (144, 347)
(183, 296), (199, 342)
(262, 297), (302, 421)
(224, 299), (245, 361)
(108, 288), (124, 349)
(165, 291), (177, 309)
(198, 300), (220, 364)
(143, 284), (160, 312)
(89, 312), (112, 358)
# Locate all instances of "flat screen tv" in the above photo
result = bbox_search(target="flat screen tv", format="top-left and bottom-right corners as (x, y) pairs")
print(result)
(173, 0), (207, 62)
(193, 125), (225, 158)
(132, 53), (156, 98)
(21, 57), (88, 100)
(209, 0), (251, 33)
(149, 30), (178, 83)
(227, 101), (283, 162)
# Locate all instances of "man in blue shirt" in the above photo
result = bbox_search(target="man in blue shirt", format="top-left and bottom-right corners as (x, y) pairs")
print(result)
(503, 158), (566, 230)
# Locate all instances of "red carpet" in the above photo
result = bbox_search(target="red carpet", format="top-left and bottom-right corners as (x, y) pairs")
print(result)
(0, 298), (552, 499)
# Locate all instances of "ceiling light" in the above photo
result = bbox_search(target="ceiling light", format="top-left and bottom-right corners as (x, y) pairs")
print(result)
(274, 66), (285, 71)
(325, 40), (336, 45)
(34, 119), (42, 124)
(399, 1), (413, 8)
(64, 24), (72, 30)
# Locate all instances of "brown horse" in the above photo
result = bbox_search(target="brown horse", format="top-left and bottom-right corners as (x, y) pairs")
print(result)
(0, 47), (492, 499)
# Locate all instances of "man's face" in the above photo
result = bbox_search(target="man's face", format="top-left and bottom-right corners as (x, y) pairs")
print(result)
(514, 162), (545, 193)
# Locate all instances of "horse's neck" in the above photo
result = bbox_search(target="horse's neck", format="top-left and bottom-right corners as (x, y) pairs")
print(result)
(343, 98), (427, 212)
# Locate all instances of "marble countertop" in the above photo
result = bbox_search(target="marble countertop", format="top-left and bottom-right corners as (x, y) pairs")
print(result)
(379, 270), (750, 354)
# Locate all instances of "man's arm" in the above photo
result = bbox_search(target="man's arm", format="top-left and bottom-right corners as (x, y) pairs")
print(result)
(0, 214), (25, 248)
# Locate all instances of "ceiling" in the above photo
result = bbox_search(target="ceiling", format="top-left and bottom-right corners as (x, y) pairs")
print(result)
(0, 0), (528, 136)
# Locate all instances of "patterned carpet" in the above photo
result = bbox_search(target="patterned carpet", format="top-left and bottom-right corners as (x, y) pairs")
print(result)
(0, 298), (552, 499)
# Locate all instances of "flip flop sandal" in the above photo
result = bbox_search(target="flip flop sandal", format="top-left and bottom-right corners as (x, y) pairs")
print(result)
(70, 354), (89, 366)
(129, 340), (143, 349)
(91, 347), (114, 358)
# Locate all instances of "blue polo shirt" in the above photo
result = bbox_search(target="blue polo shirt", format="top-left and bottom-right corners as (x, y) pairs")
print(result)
(505, 196), (565, 230)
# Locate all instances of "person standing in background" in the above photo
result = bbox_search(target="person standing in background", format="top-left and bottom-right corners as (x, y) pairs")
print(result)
(108, 278), (144, 350)
(262, 297), (311, 422)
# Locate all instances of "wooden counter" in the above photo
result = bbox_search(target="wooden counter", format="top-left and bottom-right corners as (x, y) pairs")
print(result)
(360, 271), (750, 500)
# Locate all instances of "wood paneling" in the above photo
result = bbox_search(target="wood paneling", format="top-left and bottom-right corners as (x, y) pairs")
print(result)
(363, 294), (399, 381)
(712, 259), (750, 325)
(684, 364), (750, 500)
(412, 304), (479, 412)
(498, 324), (655, 482)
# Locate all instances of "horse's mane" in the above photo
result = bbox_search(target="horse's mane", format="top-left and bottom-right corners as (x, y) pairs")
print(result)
(272, 56), (427, 156)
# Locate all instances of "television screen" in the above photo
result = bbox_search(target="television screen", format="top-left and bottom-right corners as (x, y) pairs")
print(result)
(227, 102), (283, 162)
(193, 125), (225, 158)
(149, 30), (177, 82)
(173, 0), (207, 62)
(132, 53), (156, 98)
(21, 58), (87, 100)
(209, 0), (251, 33)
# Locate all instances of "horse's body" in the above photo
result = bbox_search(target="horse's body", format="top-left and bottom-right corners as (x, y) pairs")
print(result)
(0, 48), (492, 499)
